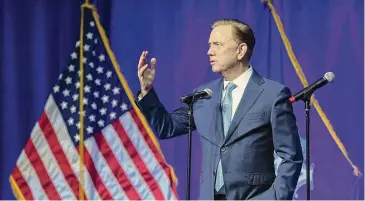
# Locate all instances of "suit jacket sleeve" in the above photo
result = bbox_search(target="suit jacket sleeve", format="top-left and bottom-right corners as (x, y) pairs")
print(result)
(253, 87), (303, 200)
(135, 88), (196, 139)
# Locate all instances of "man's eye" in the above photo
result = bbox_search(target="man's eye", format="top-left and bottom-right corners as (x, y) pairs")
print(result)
(209, 43), (221, 47)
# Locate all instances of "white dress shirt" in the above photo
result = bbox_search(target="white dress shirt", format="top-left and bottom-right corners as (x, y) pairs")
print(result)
(222, 66), (253, 121)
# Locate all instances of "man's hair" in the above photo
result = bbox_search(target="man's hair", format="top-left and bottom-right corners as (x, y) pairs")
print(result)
(212, 19), (255, 61)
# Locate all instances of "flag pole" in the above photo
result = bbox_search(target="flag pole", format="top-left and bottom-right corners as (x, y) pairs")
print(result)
(78, 1), (89, 200)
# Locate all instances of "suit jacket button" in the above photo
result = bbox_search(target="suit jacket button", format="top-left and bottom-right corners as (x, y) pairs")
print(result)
(220, 147), (226, 152)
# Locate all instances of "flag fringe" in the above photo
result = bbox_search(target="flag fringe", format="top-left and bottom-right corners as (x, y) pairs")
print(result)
(9, 176), (26, 200)
(86, 2), (179, 188)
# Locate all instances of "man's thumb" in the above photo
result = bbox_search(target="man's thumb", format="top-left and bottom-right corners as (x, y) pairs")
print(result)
(150, 58), (156, 70)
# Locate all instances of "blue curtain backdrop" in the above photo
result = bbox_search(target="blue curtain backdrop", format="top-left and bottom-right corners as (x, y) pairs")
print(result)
(1, 0), (363, 199)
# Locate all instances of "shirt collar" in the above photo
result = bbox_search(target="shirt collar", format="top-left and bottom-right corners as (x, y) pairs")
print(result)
(223, 65), (253, 90)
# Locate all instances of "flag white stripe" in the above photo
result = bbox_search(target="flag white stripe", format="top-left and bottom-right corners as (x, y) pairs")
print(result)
(30, 124), (75, 200)
(120, 112), (176, 200)
(102, 118), (154, 200)
(84, 137), (128, 200)
(16, 151), (47, 200)
(45, 95), (100, 200)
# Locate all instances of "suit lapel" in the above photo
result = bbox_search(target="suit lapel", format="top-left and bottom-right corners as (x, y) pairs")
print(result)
(222, 69), (264, 145)
(209, 78), (224, 145)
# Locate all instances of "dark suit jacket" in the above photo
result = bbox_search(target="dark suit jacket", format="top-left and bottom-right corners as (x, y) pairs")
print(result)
(136, 69), (303, 200)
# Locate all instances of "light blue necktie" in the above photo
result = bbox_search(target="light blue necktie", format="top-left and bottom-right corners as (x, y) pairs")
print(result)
(215, 82), (237, 193)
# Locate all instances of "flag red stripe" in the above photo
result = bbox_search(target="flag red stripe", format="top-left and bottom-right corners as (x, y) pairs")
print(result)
(113, 120), (165, 200)
(24, 140), (61, 200)
(79, 143), (114, 200)
(130, 109), (178, 197)
(94, 131), (142, 200)
(38, 112), (86, 199)
(11, 166), (34, 200)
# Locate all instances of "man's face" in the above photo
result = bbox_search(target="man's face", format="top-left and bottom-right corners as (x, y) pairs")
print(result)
(207, 25), (241, 74)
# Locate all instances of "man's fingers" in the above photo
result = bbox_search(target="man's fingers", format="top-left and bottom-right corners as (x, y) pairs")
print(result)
(138, 64), (149, 77)
(150, 58), (156, 70)
(138, 51), (148, 69)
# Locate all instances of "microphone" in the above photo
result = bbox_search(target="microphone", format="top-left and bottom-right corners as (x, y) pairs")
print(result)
(180, 88), (212, 104)
(289, 72), (335, 103)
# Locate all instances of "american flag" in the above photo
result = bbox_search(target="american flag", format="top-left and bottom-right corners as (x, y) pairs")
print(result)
(9, 4), (178, 200)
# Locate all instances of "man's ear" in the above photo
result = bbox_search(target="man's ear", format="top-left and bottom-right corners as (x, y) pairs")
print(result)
(237, 43), (247, 61)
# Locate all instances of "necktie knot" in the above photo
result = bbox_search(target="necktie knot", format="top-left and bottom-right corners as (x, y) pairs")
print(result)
(225, 82), (237, 94)
(225, 82), (237, 99)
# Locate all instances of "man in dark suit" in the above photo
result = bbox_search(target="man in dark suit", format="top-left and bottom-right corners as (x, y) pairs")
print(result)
(135, 19), (303, 200)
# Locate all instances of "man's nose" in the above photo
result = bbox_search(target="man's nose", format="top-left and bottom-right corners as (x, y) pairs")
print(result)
(207, 47), (214, 56)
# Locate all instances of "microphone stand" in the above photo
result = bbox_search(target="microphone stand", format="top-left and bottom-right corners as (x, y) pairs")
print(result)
(301, 93), (312, 200)
(184, 101), (194, 200)
(180, 91), (211, 200)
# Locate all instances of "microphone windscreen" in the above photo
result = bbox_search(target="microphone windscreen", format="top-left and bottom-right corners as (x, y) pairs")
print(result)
(203, 88), (212, 97)
(324, 72), (335, 82)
